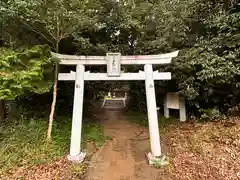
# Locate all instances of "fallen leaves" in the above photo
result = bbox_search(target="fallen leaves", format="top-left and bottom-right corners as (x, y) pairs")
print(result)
(2, 156), (86, 180)
(160, 120), (240, 180)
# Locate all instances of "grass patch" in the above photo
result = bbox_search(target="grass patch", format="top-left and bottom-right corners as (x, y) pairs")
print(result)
(69, 163), (87, 177)
(0, 117), (108, 175)
(0, 119), (67, 175)
(82, 123), (112, 148)
(126, 110), (179, 129)
(126, 111), (149, 127)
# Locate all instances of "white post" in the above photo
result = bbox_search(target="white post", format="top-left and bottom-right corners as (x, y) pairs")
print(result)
(68, 64), (86, 162)
(179, 97), (186, 122)
(164, 96), (170, 118)
(123, 99), (126, 107)
(101, 99), (106, 108)
(144, 64), (162, 157)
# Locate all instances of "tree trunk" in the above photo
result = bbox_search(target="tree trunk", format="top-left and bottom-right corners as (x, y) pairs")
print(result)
(0, 100), (5, 122)
(47, 42), (59, 142)
(224, 0), (229, 10)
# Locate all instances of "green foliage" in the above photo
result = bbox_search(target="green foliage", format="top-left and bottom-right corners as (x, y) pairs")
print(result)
(199, 108), (223, 121)
(173, 6), (240, 113)
(1, 0), (240, 117)
(0, 45), (54, 100)
(152, 155), (170, 168)
(127, 1), (240, 116)
(1, 0), (98, 49)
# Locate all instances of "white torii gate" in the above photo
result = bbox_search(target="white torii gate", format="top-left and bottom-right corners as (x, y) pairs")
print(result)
(52, 50), (179, 164)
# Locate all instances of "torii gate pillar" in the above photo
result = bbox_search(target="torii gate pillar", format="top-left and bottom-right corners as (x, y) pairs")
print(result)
(145, 64), (161, 157)
(68, 64), (86, 162)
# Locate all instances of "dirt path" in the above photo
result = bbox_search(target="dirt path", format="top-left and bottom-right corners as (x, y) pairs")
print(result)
(85, 109), (160, 180)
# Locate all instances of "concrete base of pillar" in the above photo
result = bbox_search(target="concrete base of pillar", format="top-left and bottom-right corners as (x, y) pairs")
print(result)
(67, 152), (87, 163)
(146, 152), (169, 166)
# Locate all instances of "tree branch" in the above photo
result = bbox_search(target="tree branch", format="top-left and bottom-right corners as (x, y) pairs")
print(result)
(45, 28), (57, 42)
(19, 19), (54, 46)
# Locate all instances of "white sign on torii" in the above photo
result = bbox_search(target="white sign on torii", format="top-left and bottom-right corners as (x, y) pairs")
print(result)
(52, 50), (179, 164)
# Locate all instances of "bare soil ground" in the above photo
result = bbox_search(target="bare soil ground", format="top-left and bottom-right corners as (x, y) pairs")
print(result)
(85, 109), (159, 180)
(4, 109), (240, 180)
